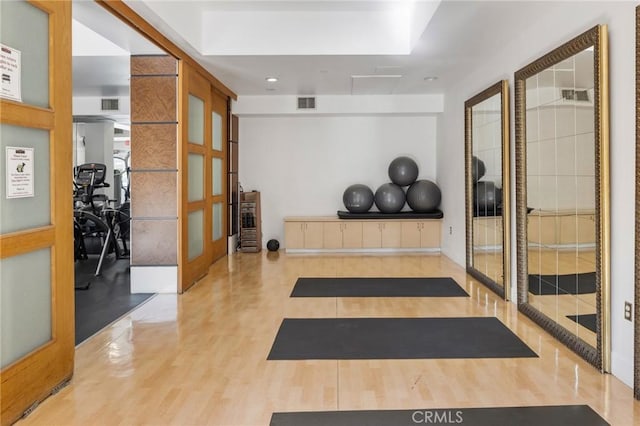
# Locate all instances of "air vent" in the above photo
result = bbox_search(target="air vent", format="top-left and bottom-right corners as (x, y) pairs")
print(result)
(101, 98), (119, 111)
(561, 89), (589, 102)
(297, 97), (316, 109)
(114, 128), (124, 135)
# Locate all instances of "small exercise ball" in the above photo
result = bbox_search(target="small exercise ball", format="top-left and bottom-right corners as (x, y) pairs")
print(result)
(406, 180), (441, 212)
(472, 156), (486, 183)
(474, 181), (502, 216)
(267, 239), (280, 252)
(388, 156), (419, 187)
(374, 183), (406, 213)
(343, 184), (374, 213)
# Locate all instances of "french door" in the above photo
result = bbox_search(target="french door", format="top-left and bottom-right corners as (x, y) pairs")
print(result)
(0, 1), (74, 424)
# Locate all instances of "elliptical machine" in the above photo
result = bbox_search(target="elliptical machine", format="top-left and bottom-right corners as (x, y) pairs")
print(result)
(73, 163), (130, 281)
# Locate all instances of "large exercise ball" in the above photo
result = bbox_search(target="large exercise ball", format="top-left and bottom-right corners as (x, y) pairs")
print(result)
(474, 181), (502, 216)
(472, 156), (486, 183)
(374, 183), (406, 213)
(388, 156), (419, 187)
(343, 184), (374, 213)
(406, 179), (441, 212)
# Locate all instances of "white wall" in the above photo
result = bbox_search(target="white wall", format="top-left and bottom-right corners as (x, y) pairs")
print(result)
(239, 115), (438, 246)
(78, 122), (115, 200)
(437, 1), (635, 387)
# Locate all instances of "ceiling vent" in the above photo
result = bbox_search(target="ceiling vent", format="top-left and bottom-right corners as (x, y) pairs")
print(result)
(101, 98), (119, 111)
(297, 97), (316, 110)
(561, 89), (589, 102)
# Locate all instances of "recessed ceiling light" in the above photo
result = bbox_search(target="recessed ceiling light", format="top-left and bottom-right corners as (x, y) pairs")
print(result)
(423, 76), (438, 81)
(265, 77), (278, 83)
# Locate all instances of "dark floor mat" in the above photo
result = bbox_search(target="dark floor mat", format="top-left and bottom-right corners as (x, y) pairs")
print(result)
(270, 405), (608, 426)
(267, 317), (537, 360)
(291, 277), (469, 298)
(75, 257), (153, 344)
(528, 272), (596, 295)
(567, 313), (597, 333)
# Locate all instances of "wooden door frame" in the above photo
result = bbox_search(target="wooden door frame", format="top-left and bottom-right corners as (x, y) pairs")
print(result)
(0, 2), (73, 424)
(209, 89), (228, 262)
(180, 65), (212, 291)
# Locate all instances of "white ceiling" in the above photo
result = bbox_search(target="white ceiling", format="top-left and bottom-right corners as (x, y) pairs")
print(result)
(73, 0), (548, 98)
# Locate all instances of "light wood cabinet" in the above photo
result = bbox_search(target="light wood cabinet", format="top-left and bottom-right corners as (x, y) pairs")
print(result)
(284, 221), (323, 249)
(342, 222), (363, 249)
(284, 217), (441, 252)
(401, 221), (441, 248)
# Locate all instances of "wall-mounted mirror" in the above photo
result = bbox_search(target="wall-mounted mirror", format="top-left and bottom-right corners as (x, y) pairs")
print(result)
(515, 25), (610, 370)
(634, 5), (639, 400)
(465, 81), (511, 299)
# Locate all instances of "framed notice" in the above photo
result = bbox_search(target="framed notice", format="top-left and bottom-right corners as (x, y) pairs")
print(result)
(0, 43), (22, 102)
(6, 146), (34, 198)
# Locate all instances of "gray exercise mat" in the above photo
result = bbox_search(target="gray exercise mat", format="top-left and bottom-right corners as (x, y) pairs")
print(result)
(267, 317), (537, 360)
(270, 405), (608, 426)
(291, 277), (469, 297)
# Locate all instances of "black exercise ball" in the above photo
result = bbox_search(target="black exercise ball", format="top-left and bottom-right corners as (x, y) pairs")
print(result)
(374, 183), (406, 213)
(388, 156), (419, 187)
(266, 239), (280, 252)
(343, 184), (374, 213)
(406, 179), (441, 212)
(472, 156), (486, 183)
(474, 181), (502, 216)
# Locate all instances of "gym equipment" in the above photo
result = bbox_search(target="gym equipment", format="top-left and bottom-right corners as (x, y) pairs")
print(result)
(472, 156), (486, 183)
(474, 181), (502, 216)
(388, 156), (419, 186)
(267, 239), (280, 252)
(73, 163), (130, 278)
(406, 179), (441, 212)
(374, 183), (406, 213)
(342, 184), (374, 213)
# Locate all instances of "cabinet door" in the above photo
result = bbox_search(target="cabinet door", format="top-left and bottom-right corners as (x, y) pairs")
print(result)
(381, 222), (402, 248)
(284, 222), (304, 249)
(323, 222), (343, 249)
(420, 221), (441, 248)
(362, 222), (382, 248)
(304, 222), (324, 248)
(400, 222), (421, 248)
(342, 222), (363, 249)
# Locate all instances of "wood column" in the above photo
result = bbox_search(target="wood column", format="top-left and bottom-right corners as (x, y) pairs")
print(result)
(129, 55), (179, 292)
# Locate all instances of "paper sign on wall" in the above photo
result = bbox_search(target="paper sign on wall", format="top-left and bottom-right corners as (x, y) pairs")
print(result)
(6, 147), (34, 199)
(0, 43), (22, 102)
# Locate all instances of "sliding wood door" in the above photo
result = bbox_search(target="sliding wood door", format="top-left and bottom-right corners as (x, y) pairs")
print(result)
(209, 90), (228, 262)
(0, 1), (74, 424)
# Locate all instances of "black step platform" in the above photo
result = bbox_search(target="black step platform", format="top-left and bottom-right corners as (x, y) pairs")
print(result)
(337, 210), (443, 219)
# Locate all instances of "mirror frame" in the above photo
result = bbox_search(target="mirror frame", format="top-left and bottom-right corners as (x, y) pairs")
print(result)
(515, 25), (610, 371)
(635, 5), (639, 400)
(464, 80), (511, 299)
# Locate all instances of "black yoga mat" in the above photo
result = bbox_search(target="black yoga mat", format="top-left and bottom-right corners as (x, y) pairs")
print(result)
(290, 277), (469, 298)
(528, 272), (596, 295)
(567, 314), (597, 333)
(271, 405), (608, 426)
(267, 317), (537, 360)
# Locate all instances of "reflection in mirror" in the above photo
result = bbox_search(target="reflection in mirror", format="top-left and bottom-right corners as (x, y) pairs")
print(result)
(525, 48), (597, 348)
(465, 81), (510, 299)
(515, 25), (609, 370)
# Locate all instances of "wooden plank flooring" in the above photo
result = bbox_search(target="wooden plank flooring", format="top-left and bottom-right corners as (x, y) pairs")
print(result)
(19, 253), (640, 425)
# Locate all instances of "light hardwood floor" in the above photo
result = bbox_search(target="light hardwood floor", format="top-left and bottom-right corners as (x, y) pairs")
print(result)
(19, 253), (640, 425)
